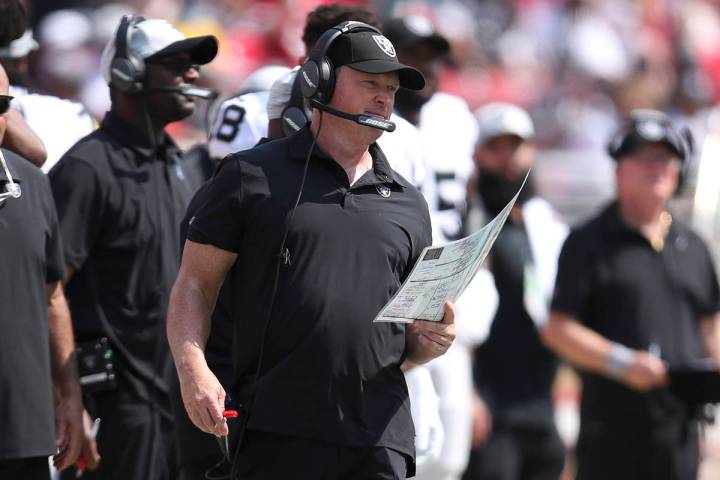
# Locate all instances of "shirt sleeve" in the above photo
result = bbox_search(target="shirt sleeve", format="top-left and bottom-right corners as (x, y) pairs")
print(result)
(186, 156), (246, 253)
(39, 174), (66, 283)
(551, 230), (594, 320)
(48, 157), (104, 271)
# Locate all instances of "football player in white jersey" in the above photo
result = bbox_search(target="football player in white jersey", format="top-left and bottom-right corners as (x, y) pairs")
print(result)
(1, 30), (95, 172)
(384, 16), (488, 480)
(384, 17), (478, 244)
(207, 65), (291, 160)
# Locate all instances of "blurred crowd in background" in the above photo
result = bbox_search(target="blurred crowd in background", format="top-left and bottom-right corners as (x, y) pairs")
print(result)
(9, 0), (720, 236)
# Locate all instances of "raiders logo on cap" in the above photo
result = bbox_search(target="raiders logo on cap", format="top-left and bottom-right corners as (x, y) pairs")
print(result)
(372, 35), (396, 58)
(636, 119), (665, 141)
(376, 185), (391, 198)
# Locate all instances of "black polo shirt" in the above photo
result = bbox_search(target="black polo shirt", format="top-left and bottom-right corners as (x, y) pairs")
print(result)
(552, 202), (720, 421)
(474, 218), (557, 429)
(49, 112), (200, 409)
(0, 150), (65, 460)
(188, 127), (432, 459)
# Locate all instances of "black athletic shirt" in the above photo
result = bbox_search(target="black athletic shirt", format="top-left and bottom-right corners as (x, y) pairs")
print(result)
(187, 126), (432, 460)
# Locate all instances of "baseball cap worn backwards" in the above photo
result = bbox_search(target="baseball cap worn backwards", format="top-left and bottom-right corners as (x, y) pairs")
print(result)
(326, 31), (425, 91)
(100, 19), (218, 84)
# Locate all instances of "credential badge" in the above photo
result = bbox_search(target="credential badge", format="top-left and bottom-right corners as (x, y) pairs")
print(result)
(373, 35), (396, 58)
(376, 185), (391, 198)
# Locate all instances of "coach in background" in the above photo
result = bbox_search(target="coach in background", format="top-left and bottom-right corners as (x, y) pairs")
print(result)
(543, 110), (720, 480)
(169, 22), (455, 479)
(49, 15), (217, 480)
(0, 63), (85, 479)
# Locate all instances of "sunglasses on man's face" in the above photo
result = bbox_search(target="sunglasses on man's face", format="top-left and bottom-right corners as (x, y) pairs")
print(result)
(148, 57), (201, 76)
(0, 95), (14, 115)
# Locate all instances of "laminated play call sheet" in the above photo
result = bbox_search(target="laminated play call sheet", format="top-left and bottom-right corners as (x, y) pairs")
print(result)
(374, 174), (528, 323)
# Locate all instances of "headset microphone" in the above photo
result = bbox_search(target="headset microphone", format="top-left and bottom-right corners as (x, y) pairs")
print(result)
(309, 99), (396, 132)
(139, 85), (218, 100)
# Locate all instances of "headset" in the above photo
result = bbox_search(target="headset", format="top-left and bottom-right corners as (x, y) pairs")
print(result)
(110, 14), (147, 95)
(297, 21), (396, 132)
(109, 15), (217, 101)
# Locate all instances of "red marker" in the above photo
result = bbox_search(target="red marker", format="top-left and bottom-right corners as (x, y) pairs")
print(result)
(223, 410), (238, 418)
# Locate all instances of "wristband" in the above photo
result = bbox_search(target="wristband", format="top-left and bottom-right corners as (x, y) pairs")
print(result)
(604, 343), (634, 381)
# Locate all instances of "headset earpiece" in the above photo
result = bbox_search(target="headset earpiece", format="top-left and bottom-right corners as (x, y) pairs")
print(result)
(298, 21), (381, 105)
(110, 14), (146, 94)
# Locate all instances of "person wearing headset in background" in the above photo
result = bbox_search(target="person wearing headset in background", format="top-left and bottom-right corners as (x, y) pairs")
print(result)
(542, 110), (720, 480)
(168, 22), (456, 479)
(48, 15), (217, 480)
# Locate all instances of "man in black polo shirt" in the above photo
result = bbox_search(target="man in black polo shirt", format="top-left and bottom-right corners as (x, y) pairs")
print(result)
(168, 25), (456, 479)
(543, 110), (720, 480)
(0, 63), (83, 479)
(48, 16), (217, 480)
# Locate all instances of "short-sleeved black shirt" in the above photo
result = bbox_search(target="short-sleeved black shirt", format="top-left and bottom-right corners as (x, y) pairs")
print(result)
(188, 127), (432, 459)
(0, 150), (65, 460)
(552, 202), (720, 421)
(49, 113), (200, 409)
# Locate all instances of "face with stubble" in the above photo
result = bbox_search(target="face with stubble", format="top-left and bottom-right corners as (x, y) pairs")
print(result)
(324, 66), (399, 145)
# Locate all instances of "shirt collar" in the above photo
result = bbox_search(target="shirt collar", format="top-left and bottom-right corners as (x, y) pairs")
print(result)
(287, 126), (407, 188)
(100, 111), (179, 160)
(601, 201), (677, 242)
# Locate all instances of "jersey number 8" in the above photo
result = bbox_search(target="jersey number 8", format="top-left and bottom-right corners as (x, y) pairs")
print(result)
(215, 105), (246, 142)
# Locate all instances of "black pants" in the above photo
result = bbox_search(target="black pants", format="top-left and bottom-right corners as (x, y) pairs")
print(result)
(60, 387), (174, 480)
(231, 430), (409, 479)
(0, 456), (50, 480)
(575, 416), (699, 480)
(462, 424), (565, 480)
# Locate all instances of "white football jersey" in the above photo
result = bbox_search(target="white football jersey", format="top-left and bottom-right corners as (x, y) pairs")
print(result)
(417, 92), (478, 243)
(208, 91), (270, 160)
(9, 86), (96, 173)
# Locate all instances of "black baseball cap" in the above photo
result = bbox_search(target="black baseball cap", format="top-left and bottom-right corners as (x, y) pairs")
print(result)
(607, 109), (692, 163)
(382, 17), (450, 54)
(327, 30), (425, 90)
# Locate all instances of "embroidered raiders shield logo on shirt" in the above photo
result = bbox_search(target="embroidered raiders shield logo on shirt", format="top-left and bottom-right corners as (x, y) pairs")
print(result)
(376, 185), (391, 198)
(373, 35), (396, 58)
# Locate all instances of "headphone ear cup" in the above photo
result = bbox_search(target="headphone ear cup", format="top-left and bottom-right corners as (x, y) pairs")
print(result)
(299, 60), (321, 99)
(110, 57), (137, 93)
(316, 57), (335, 103)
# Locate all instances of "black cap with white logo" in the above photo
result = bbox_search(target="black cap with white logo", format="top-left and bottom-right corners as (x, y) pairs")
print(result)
(326, 31), (425, 90)
(607, 109), (693, 163)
